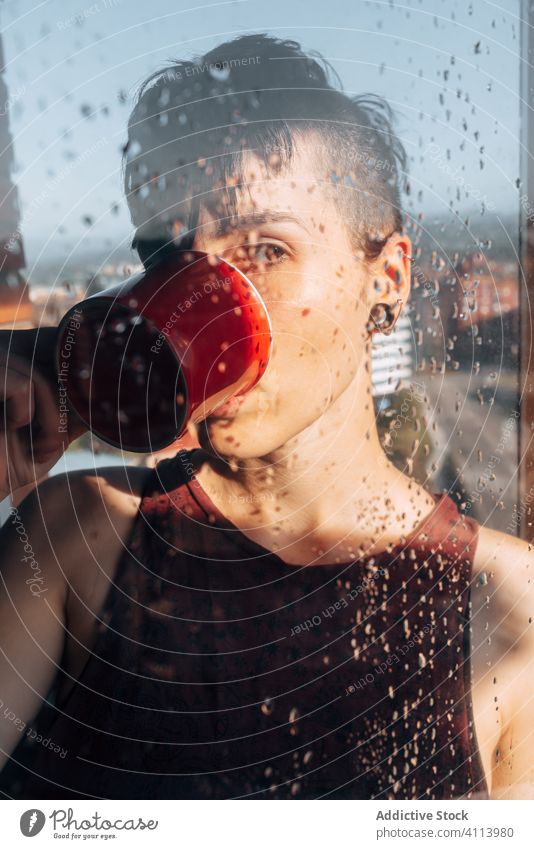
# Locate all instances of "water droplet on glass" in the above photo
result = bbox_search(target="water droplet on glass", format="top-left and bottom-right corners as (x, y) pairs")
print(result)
(209, 64), (230, 82)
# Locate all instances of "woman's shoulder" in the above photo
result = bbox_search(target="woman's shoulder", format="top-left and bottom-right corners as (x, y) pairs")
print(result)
(14, 463), (153, 593)
(28, 462), (153, 526)
(472, 525), (534, 649)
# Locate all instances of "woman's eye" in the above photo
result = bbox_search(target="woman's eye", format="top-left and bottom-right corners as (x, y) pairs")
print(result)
(249, 242), (288, 265)
(231, 241), (288, 269)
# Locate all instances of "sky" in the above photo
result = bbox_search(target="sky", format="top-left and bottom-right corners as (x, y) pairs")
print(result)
(0, 0), (523, 277)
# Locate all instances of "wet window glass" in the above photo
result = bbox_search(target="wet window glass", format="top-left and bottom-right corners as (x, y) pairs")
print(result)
(0, 0), (532, 810)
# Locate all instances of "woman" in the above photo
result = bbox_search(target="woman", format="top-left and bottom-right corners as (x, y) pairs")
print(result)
(1, 34), (533, 800)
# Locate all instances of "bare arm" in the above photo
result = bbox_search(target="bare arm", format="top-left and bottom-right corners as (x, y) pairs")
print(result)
(472, 526), (534, 799)
(0, 465), (149, 772)
(0, 477), (67, 770)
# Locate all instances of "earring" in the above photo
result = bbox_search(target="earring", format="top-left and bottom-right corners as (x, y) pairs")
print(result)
(368, 302), (393, 334)
(368, 301), (403, 336)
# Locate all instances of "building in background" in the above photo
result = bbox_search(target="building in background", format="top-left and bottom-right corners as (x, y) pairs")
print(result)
(371, 313), (414, 399)
(0, 28), (31, 327)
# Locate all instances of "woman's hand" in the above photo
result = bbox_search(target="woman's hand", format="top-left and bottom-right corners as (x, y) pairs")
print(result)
(0, 328), (86, 500)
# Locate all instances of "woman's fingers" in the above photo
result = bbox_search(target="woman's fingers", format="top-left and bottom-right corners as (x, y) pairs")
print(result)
(0, 353), (68, 492)
(30, 368), (67, 460)
(1, 367), (35, 429)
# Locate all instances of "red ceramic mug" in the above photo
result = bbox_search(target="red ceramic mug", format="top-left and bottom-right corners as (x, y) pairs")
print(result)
(54, 250), (272, 452)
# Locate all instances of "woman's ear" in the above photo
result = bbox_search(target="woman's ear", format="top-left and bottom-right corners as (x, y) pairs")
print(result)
(366, 232), (412, 333)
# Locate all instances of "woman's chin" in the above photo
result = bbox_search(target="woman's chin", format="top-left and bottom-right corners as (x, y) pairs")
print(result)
(196, 415), (275, 460)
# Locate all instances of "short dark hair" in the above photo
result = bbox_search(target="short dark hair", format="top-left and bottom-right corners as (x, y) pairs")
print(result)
(124, 33), (408, 267)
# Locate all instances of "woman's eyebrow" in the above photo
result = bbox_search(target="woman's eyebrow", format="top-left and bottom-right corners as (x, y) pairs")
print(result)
(207, 210), (312, 238)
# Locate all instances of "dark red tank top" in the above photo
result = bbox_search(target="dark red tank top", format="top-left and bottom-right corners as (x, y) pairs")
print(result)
(21, 449), (488, 799)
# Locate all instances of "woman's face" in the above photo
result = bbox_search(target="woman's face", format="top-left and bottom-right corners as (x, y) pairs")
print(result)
(185, 142), (412, 459)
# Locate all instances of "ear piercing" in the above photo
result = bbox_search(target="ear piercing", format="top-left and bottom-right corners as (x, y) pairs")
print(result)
(368, 300), (403, 336)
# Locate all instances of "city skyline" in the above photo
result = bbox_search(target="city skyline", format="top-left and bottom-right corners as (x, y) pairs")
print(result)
(0, 0), (523, 278)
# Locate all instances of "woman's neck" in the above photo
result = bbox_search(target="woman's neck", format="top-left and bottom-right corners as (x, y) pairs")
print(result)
(190, 383), (435, 565)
